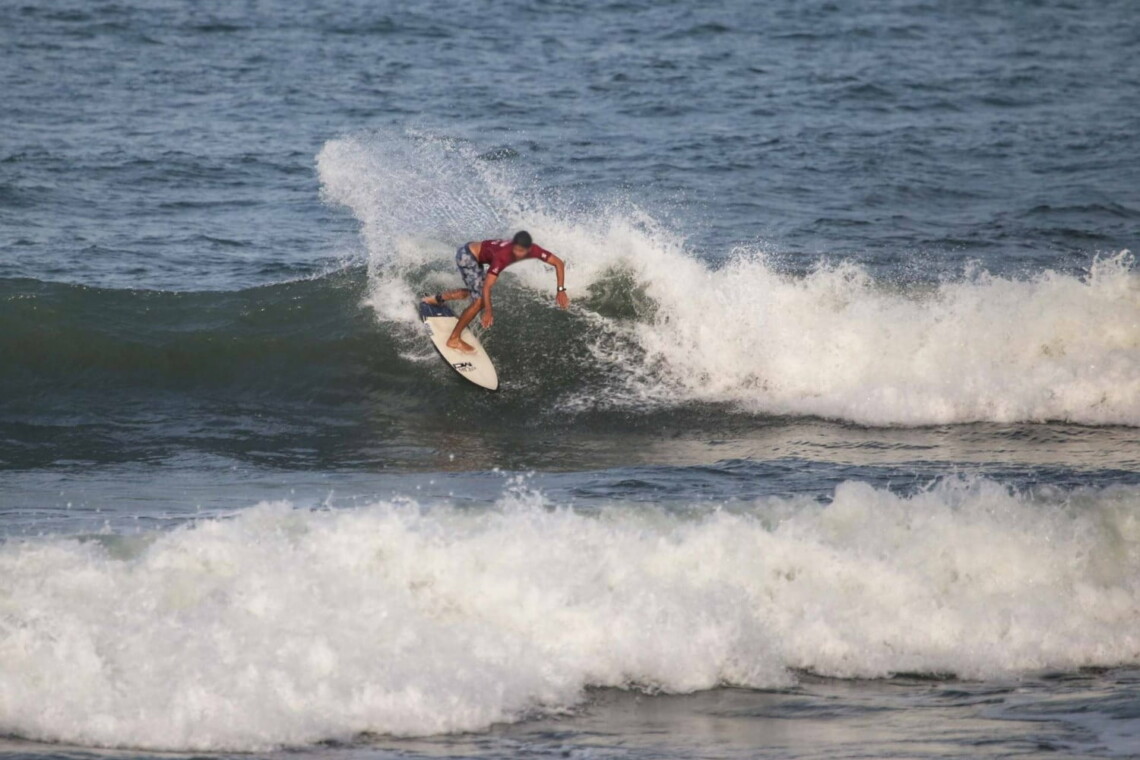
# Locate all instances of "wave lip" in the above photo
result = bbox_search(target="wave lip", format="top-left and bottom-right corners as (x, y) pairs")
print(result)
(1, 477), (1138, 751)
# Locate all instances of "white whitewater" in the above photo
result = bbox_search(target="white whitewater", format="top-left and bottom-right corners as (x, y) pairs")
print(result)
(1, 478), (1138, 751)
(318, 132), (1140, 426)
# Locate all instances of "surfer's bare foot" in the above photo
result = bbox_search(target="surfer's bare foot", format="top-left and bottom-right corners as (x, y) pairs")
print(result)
(447, 336), (475, 353)
(421, 294), (440, 306)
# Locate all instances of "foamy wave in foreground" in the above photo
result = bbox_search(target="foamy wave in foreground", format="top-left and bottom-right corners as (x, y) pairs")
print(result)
(318, 132), (1140, 426)
(2, 479), (1138, 750)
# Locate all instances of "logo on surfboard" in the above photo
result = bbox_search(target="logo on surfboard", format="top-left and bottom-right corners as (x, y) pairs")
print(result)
(452, 361), (475, 372)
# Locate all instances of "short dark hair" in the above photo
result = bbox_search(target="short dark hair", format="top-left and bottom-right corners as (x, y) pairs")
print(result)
(512, 230), (533, 248)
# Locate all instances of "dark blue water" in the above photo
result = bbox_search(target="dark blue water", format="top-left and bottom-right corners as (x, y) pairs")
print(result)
(2, 1), (1139, 757)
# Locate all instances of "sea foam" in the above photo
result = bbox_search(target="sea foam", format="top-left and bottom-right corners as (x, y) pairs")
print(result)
(1, 479), (1138, 750)
(317, 132), (1140, 426)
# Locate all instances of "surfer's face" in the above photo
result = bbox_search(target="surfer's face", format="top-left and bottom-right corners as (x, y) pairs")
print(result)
(512, 244), (530, 259)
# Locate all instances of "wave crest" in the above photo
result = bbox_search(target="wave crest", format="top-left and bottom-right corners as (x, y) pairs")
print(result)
(317, 131), (1140, 426)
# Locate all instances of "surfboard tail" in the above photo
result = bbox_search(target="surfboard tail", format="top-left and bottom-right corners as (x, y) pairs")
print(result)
(418, 301), (456, 320)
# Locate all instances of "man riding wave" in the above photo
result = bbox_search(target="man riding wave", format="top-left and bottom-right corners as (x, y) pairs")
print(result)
(422, 231), (569, 353)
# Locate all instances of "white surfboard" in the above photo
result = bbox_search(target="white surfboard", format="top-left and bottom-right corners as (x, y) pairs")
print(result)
(418, 301), (499, 391)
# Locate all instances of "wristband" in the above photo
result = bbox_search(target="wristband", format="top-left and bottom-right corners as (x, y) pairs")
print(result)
(557, 286), (566, 293)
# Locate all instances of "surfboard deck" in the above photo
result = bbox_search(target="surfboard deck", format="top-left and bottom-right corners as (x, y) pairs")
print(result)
(418, 301), (499, 391)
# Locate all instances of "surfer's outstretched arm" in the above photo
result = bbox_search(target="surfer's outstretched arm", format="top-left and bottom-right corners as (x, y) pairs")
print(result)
(479, 273), (499, 328)
(547, 254), (569, 308)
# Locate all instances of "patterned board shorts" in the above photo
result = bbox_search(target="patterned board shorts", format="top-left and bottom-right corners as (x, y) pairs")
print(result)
(456, 244), (485, 299)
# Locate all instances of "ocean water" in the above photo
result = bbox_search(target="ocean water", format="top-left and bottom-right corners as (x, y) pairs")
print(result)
(2, 0), (1140, 757)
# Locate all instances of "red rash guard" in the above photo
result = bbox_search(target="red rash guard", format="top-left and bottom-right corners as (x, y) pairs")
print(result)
(477, 239), (552, 276)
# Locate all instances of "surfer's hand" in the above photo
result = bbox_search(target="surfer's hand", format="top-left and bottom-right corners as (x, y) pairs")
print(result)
(556, 291), (570, 309)
(481, 310), (494, 329)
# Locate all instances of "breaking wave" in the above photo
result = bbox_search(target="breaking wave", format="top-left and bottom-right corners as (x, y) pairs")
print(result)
(317, 131), (1140, 426)
(1, 477), (1137, 750)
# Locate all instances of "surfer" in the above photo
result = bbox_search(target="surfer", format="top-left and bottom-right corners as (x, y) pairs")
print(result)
(422, 231), (569, 353)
